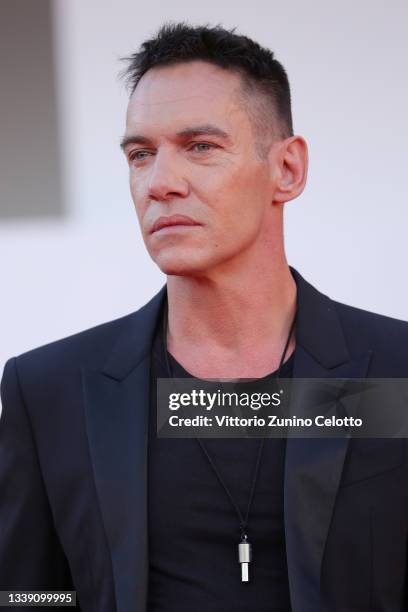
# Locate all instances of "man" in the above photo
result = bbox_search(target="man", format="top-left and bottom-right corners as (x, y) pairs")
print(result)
(1, 22), (408, 612)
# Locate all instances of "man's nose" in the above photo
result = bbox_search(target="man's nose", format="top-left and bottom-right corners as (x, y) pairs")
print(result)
(147, 150), (189, 202)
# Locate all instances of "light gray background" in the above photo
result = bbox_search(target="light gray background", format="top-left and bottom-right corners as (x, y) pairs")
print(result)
(1, 0), (407, 381)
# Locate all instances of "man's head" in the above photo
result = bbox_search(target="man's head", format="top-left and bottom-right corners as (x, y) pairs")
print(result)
(120, 23), (308, 277)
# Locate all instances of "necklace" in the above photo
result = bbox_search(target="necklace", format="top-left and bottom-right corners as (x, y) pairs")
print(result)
(161, 302), (296, 582)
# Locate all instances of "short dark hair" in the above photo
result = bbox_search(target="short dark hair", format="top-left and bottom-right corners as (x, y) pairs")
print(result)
(121, 23), (293, 153)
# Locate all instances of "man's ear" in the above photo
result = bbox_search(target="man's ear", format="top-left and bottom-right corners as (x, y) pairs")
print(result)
(271, 135), (308, 204)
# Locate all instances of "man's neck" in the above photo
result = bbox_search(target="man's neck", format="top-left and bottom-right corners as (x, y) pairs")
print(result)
(166, 259), (297, 379)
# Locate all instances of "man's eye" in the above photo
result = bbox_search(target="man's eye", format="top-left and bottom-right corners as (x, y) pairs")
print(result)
(190, 142), (216, 153)
(130, 150), (151, 161)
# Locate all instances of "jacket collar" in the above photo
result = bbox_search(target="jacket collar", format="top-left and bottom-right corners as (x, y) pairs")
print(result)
(290, 267), (350, 369)
(102, 285), (167, 380)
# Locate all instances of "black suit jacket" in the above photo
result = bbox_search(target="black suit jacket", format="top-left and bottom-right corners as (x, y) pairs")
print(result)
(1, 268), (408, 612)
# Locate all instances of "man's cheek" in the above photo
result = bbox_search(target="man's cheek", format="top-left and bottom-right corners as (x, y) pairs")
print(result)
(131, 203), (144, 226)
(130, 170), (148, 199)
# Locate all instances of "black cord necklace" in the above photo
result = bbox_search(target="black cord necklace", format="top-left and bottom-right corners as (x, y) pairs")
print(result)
(161, 301), (296, 582)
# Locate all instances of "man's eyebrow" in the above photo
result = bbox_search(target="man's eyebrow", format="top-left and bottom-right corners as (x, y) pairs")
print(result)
(120, 134), (151, 150)
(120, 124), (232, 150)
(176, 124), (232, 142)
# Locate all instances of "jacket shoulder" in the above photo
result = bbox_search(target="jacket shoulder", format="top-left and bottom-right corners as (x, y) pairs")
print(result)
(2, 286), (166, 408)
(332, 299), (408, 374)
(13, 310), (137, 379)
(333, 299), (408, 336)
(13, 285), (166, 375)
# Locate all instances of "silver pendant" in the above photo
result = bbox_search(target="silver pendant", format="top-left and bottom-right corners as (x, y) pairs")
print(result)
(238, 535), (252, 582)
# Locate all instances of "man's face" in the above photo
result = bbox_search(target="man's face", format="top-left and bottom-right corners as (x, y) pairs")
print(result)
(122, 60), (280, 276)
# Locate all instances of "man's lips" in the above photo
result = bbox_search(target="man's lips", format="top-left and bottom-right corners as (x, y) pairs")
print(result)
(150, 215), (202, 234)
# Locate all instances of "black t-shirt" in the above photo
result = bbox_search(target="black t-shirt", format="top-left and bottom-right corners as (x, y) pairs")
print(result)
(147, 310), (293, 611)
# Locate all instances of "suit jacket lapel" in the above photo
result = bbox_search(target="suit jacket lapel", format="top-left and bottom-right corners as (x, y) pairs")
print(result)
(285, 269), (372, 612)
(82, 286), (167, 612)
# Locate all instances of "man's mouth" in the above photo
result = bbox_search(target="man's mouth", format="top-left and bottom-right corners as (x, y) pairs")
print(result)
(150, 215), (202, 234)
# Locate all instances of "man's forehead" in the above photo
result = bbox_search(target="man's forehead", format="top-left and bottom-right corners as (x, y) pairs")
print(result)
(131, 60), (241, 102)
(126, 61), (244, 124)
(124, 61), (256, 145)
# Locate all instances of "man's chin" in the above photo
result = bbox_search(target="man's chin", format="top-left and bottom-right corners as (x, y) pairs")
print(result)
(152, 252), (208, 277)
(156, 262), (202, 277)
